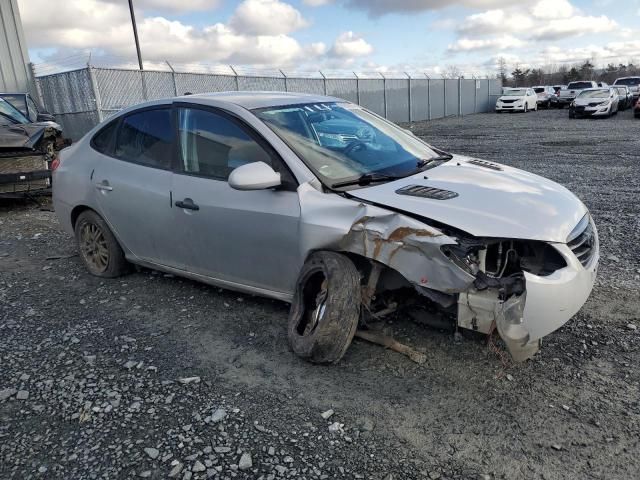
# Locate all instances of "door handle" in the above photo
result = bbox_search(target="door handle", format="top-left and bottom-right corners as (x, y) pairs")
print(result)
(175, 198), (199, 211)
(95, 180), (113, 192)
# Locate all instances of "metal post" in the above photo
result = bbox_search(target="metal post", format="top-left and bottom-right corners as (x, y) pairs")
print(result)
(406, 72), (412, 123)
(166, 61), (178, 96)
(279, 69), (288, 92)
(458, 76), (462, 117)
(353, 72), (360, 105)
(425, 74), (431, 121)
(319, 71), (328, 96)
(381, 72), (387, 119)
(87, 65), (104, 123)
(229, 65), (240, 91)
(472, 77), (477, 113)
(443, 78), (447, 117)
(29, 62), (45, 109)
(128, 0), (144, 70)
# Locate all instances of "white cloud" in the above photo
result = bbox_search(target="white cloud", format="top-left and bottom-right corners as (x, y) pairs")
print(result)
(19, 0), (323, 68)
(303, 0), (334, 5)
(531, 0), (574, 19)
(531, 15), (618, 40)
(229, 0), (309, 35)
(330, 31), (374, 57)
(103, 0), (219, 12)
(448, 35), (525, 52)
(343, 0), (537, 16)
(457, 9), (534, 35)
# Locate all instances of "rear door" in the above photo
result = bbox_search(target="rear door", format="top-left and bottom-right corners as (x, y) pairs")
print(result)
(170, 104), (301, 295)
(92, 107), (179, 267)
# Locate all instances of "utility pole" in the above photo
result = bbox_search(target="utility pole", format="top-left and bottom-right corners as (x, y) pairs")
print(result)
(128, 0), (144, 70)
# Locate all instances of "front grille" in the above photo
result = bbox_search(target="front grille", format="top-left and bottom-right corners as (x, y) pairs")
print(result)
(467, 159), (502, 171)
(396, 184), (458, 200)
(501, 99), (516, 104)
(567, 217), (596, 267)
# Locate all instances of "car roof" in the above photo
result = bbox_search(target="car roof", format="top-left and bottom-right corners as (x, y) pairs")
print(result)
(178, 91), (346, 110)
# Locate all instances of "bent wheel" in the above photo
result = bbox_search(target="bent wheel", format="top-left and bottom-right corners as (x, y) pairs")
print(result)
(75, 210), (129, 278)
(288, 252), (361, 364)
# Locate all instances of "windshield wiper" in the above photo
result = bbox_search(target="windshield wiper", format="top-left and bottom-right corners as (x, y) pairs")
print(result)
(330, 173), (403, 189)
(416, 154), (453, 168)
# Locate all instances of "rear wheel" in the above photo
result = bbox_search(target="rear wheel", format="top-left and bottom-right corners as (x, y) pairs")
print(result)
(75, 210), (129, 278)
(287, 252), (361, 364)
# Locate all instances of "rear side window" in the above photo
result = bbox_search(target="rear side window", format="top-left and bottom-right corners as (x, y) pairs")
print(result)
(114, 109), (173, 169)
(91, 120), (118, 155)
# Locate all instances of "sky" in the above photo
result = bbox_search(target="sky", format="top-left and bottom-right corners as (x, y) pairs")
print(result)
(17, 0), (640, 77)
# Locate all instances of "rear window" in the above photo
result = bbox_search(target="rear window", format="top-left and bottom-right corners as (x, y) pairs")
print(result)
(567, 82), (593, 89)
(533, 88), (545, 93)
(614, 78), (640, 86)
(91, 120), (118, 155)
(114, 109), (173, 169)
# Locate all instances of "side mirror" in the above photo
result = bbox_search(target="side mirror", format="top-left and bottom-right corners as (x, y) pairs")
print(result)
(37, 113), (55, 122)
(228, 161), (281, 191)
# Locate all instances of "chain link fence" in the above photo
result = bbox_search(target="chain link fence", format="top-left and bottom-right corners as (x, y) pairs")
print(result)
(35, 66), (502, 141)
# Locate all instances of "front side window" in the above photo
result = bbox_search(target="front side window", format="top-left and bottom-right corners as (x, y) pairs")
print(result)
(177, 107), (274, 180)
(114, 109), (173, 169)
(27, 97), (39, 122)
(254, 102), (442, 187)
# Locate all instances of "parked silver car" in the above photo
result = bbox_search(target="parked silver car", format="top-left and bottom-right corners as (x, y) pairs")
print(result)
(53, 92), (599, 364)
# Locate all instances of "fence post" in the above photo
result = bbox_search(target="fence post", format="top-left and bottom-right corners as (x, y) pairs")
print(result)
(320, 71), (327, 95)
(229, 65), (240, 91)
(354, 72), (360, 105)
(279, 69), (288, 92)
(380, 72), (387, 119)
(425, 74), (431, 121)
(458, 76), (462, 117)
(443, 77), (447, 117)
(29, 62), (46, 109)
(87, 65), (104, 123)
(473, 76), (477, 113)
(166, 61), (178, 96)
(406, 72), (412, 123)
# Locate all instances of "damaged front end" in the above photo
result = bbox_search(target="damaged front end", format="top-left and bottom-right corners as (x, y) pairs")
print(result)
(0, 124), (59, 196)
(299, 181), (597, 362)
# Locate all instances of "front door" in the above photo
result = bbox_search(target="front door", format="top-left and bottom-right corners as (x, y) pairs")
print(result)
(93, 107), (178, 267)
(170, 105), (302, 295)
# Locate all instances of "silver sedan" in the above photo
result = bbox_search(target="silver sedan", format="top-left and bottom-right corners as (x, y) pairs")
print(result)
(53, 92), (598, 364)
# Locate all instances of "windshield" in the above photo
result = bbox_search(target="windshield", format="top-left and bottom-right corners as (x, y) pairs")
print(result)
(614, 78), (640, 86)
(0, 94), (27, 116)
(577, 89), (609, 99)
(0, 98), (30, 125)
(568, 82), (593, 89)
(254, 102), (443, 187)
(503, 89), (526, 96)
(533, 88), (545, 93)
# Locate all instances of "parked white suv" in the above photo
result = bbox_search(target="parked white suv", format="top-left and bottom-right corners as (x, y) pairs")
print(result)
(495, 88), (538, 113)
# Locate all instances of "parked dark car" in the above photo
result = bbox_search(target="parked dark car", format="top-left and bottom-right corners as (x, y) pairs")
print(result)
(613, 85), (633, 110)
(0, 97), (61, 197)
(0, 92), (55, 123)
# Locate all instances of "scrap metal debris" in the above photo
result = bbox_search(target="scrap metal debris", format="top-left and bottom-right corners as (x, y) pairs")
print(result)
(355, 329), (427, 364)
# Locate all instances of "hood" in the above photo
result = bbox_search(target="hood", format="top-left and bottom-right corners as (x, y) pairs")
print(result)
(574, 97), (608, 106)
(0, 123), (57, 151)
(350, 155), (587, 243)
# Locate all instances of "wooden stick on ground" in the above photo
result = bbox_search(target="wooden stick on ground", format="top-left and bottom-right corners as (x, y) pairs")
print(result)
(355, 330), (427, 364)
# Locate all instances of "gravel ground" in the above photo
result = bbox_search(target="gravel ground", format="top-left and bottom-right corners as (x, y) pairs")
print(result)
(1, 107), (639, 480)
